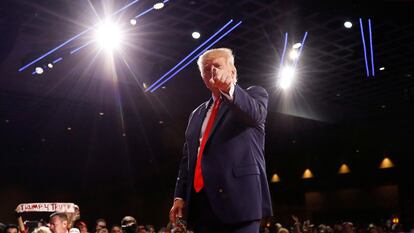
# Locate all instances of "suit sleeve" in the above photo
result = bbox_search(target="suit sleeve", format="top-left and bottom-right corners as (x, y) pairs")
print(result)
(174, 109), (196, 200)
(223, 84), (268, 126)
(174, 141), (189, 200)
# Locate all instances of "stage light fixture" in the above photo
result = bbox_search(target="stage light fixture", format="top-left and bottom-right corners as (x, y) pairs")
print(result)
(278, 66), (295, 90)
(302, 169), (314, 179)
(344, 21), (353, 28)
(153, 2), (164, 9)
(95, 20), (122, 52)
(271, 173), (280, 183)
(379, 67), (385, 71)
(379, 157), (394, 169)
(292, 43), (302, 49)
(192, 31), (201, 39)
(47, 63), (53, 69)
(338, 163), (351, 174)
(35, 67), (44, 74)
(130, 19), (137, 25)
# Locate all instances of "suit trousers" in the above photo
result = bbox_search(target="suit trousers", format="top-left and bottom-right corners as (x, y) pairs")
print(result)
(188, 188), (260, 233)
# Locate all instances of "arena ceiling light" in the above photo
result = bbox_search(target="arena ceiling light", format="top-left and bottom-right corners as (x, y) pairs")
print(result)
(292, 42), (302, 49)
(192, 31), (201, 39)
(130, 19), (137, 26)
(278, 66), (295, 90)
(153, 2), (165, 10)
(95, 20), (123, 52)
(35, 67), (44, 75)
(344, 21), (353, 28)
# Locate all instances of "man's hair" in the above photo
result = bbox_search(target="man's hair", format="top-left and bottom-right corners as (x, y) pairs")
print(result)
(33, 226), (52, 233)
(120, 216), (136, 227)
(110, 225), (121, 230)
(197, 48), (236, 72)
(49, 212), (68, 222)
(96, 219), (106, 225)
(4, 224), (18, 232)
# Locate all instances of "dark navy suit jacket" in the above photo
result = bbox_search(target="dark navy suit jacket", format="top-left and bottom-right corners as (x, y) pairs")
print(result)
(174, 84), (273, 224)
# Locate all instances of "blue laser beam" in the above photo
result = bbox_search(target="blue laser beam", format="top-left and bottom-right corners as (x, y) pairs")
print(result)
(279, 32), (288, 68)
(149, 21), (243, 93)
(368, 19), (375, 77)
(293, 31), (308, 68)
(53, 57), (63, 64)
(70, 41), (94, 54)
(18, 29), (90, 72)
(18, 0), (142, 72)
(70, 1), (169, 56)
(112, 0), (140, 16)
(359, 18), (370, 77)
(135, 6), (154, 18)
(146, 19), (234, 92)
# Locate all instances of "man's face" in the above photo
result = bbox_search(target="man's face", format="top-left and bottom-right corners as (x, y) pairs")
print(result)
(6, 228), (18, 233)
(79, 226), (88, 233)
(98, 228), (108, 233)
(49, 216), (68, 233)
(201, 56), (236, 92)
(96, 222), (106, 232)
(110, 226), (122, 233)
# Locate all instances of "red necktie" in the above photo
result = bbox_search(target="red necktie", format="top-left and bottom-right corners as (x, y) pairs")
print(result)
(194, 98), (222, 193)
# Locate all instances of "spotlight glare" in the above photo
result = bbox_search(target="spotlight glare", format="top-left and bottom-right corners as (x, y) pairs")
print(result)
(344, 21), (353, 28)
(292, 43), (302, 49)
(95, 20), (122, 52)
(130, 19), (137, 25)
(278, 66), (295, 90)
(153, 2), (164, 10)
(379, 67), (385, 71)
(192, 31), (201, 39)
(35, 67), (44, 74)
(289, 50), (299, 60)
(47, 63), (53, 69)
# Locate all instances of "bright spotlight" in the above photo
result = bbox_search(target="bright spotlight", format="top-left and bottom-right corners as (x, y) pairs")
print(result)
(153, 2), (165, 10)
(289, 50), (299, 60)
(344, 21), (353, 28)
(95, 20), (122, 52)
(292, 43), (302, 49)
(47, 63), (53, 69)
(278, 66), (295, 90)
(130, 19), (137, 26)
(35, 67), (44, 74)
(192, 31), (201, 39)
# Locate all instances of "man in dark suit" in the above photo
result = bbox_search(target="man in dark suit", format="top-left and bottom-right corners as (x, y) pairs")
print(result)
(169, 48), (273, 233)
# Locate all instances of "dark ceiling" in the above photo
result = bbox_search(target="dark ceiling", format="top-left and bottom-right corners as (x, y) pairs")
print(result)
(1, 0), (414, 228)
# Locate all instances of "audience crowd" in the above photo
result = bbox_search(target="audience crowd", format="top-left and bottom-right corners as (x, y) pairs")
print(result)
(0, 209), (411, 233)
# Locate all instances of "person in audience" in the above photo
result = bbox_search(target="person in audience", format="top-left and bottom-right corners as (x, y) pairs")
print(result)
(49, 213), (69, 233)
(0, 223), (6, 233)
(136, 226), (146, 233)
(146, 225), (155, 233)
(4, 225), (18, 233)
(121, 216), (138, 233)
(74, 221), (88, 233)
(95, 220), (106, 233)
(343, 222), (355, 233)
(109, 225), (122, 233)
(97, 228), (108, 233)
(66, 206), (80, 230)
(33, 227), (52, 233)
